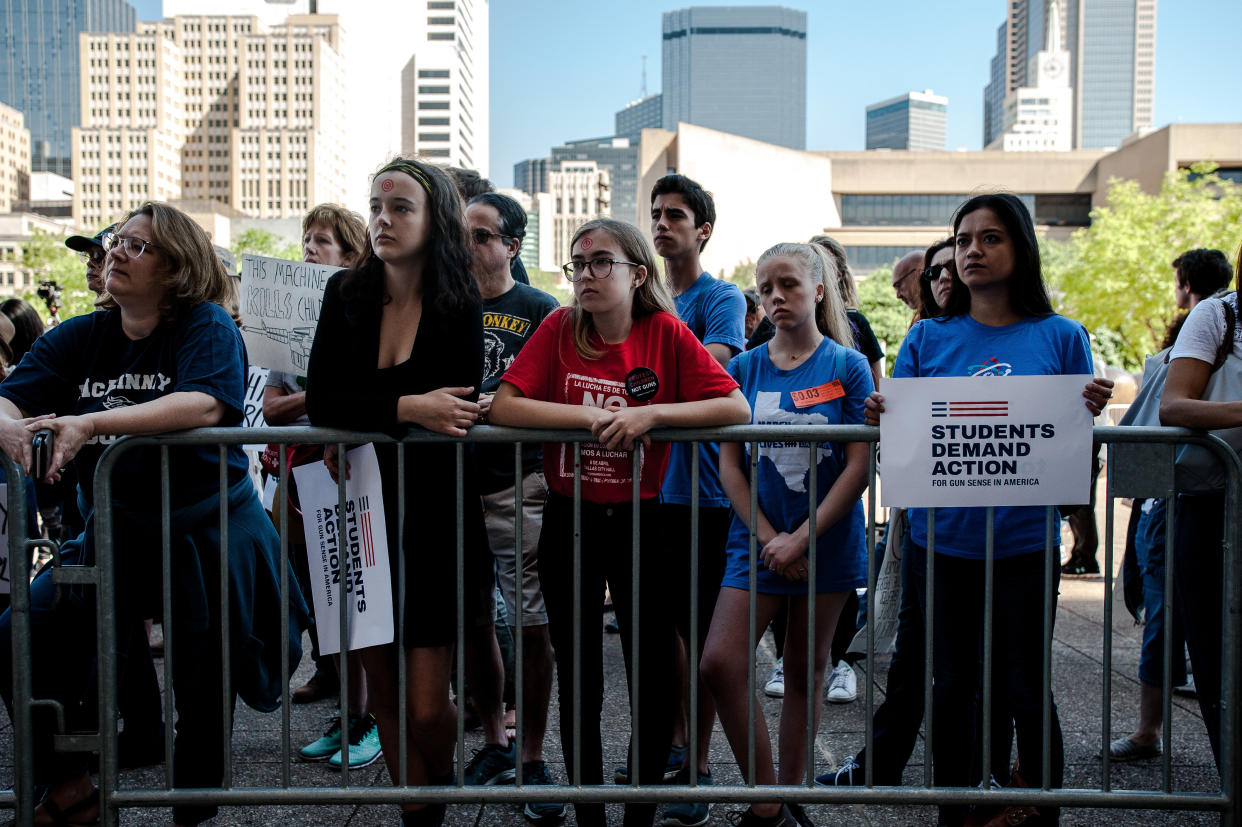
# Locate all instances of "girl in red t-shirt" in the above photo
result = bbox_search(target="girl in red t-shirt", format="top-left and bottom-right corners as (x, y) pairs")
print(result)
(492, 218), (749, 827)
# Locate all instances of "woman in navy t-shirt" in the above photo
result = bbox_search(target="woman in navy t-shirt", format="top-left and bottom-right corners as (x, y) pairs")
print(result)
(0, 202), (303, 827)
(700, 242), (872, 827)
(865, 194), (1113, 825)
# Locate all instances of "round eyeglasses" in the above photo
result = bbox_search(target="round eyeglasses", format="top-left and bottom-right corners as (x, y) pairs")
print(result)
(106, 234), (161, 259)
(561, 258), (639, 282)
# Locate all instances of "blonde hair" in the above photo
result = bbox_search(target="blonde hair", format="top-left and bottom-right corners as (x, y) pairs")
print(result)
(809, 234), (858, 309)
(756, 242), (853, 346)
(302, 203), (366, 267)
(567, 218), (675, 360)
(98, 202), (235, 322)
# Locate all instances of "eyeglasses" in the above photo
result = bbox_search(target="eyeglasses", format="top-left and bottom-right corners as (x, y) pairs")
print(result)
(78, 249), (107, 264)
(471, 228), (514, 246)
(922, 263), (956, 283)
(561, 258), (639, 282)
(106, 234), (161, 259)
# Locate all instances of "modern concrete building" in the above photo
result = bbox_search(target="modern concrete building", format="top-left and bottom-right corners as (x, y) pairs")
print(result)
(550, 137), (638, 232)
(983, 0), (1156, 151)
(544, 161), (610, 275)
(72, 13), (348, 229)
(0, 0), (136, 178)
(988, 0), (1072, 151)
(865, 90), (948, 151)
(615, 94), (663, 142)
(633, 121), (1241, 276)
(22, 171), (73, 218)
(0, 102), (30, 212)
(398, 0), (490, 175)
(0, 210), (76, 296)
(662, 6), (807, 150)
(513, 157), (550, 198)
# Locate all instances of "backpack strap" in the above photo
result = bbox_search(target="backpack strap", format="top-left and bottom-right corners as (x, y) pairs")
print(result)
(1212, 293), (1236, 372)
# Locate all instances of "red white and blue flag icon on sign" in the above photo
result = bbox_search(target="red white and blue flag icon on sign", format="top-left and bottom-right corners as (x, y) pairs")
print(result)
(360, 506), (376, 567)
(931, 400), (1009, 418)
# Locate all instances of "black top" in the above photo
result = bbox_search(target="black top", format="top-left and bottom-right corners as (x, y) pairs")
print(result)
(305, 262), (489, 645)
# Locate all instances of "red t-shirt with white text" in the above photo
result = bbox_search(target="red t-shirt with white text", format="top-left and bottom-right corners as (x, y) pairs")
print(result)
(501, 307), (739, 503)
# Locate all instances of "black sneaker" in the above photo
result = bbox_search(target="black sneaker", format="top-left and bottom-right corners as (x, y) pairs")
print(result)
(787, 802), (815, 827)
(520, 760), (567, 823)
(464, 739), (517, 785)
(814, 754), (863, 786)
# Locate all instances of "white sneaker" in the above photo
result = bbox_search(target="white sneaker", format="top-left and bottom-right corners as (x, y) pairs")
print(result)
(763, 659), (785, 698)
(826, 661), (857, 703)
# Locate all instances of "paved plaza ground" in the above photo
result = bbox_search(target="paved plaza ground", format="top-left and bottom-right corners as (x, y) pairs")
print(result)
(0, 494), (1228, 825)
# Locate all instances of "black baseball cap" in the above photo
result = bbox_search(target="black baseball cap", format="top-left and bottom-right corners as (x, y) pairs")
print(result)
(64, 225), (115, 254)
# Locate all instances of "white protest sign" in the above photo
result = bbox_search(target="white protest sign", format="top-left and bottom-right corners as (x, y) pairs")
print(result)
(239, 254), (340, 375)
(0, 484), (8, 595)
(847, 508), (905, 658)
(243, 364), (270, 453)
(293, 445), (394, 654)
(878, 375), (1093, 507)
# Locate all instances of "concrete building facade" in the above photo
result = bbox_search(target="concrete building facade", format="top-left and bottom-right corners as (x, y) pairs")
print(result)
(662, 6), (807, 150)
(550, 137), (638, 234)
(0, 102), (30, 212)
(865, 90), (948, 152)
(0, 0), (136, 178)
(633, 122), (1240, 277)
(72, 13), (347, 229)
(0, 210), (76, 295)
(543, 161), (610, 275)
(399, 0), (489, 175)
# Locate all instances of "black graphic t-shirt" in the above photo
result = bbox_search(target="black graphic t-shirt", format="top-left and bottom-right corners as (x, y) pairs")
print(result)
(0, 302), (249, 512)
(477, 282), (560, 494)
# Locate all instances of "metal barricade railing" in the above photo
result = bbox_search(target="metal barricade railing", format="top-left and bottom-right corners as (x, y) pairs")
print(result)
(2, 424), (1238, 825)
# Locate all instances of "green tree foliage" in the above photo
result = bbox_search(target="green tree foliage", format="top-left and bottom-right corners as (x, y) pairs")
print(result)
(721, 259), (756, 288)
(230, 227), (300, 261)
(856, 264), (912, 377)
(19, 229), (96, 323)
(1044, 164), (1242, 370)
(527, 269), (570, 304)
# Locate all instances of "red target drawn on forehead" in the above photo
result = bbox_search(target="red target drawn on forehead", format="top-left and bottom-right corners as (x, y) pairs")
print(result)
(381, 178), (394, 193)
(580, 236), (594, 250)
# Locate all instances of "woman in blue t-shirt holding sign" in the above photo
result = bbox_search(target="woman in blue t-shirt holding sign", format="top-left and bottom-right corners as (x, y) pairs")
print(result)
(865, 194), (1112, 825)
(700, 242), (873, 827)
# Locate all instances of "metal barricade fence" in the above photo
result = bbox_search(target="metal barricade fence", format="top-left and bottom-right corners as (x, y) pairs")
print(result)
(2, 424), (1238, 825)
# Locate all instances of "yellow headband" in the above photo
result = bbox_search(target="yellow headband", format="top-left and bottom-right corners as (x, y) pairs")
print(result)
(377, 161), (433, 196)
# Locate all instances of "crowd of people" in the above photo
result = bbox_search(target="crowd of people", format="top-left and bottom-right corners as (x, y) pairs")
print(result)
(0, 157), (1235, 827)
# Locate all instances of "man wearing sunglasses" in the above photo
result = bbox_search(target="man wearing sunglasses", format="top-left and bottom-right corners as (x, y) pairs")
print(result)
(64, 225), (116, 296)
(459, 191), (566, 821)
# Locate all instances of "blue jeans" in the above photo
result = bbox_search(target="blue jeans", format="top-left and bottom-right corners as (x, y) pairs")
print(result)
(1135, 499), (1187, 688)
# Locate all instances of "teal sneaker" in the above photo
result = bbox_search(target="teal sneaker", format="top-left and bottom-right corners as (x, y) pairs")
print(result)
(661, 766), (712, 826)
(328, 714), (383, 768)
(520, 759), (567, 823)
(298, 716), (343, 762)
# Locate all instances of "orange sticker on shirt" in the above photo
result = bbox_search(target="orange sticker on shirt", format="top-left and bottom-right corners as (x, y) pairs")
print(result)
(790, 380), (844, 408)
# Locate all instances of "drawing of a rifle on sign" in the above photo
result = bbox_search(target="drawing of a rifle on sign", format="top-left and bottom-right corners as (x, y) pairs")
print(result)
(240, 254), (340, 375)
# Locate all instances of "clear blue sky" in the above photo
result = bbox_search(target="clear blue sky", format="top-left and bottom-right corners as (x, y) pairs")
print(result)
(129, 0), (1242, 189)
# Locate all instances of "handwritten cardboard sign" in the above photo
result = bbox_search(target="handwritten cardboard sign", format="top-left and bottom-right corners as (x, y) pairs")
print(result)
(240, 254), (340, 375)
(878, 375), (1093, 507)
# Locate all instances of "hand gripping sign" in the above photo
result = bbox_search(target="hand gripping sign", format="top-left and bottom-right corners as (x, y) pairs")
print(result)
(878, 375), (1093, 508)
(293, 445), (394, 654)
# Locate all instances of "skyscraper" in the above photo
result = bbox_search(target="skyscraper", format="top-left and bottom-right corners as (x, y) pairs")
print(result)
(513, 157), (550, 198)
(865, 90), (948, 151)
(988, 0), (1072, 151)
(615, 94), (663, 143)
(0, 0), (136, 177)
(550, 137), (638, 229)
(661, 6), (807, 150)
(981, 0), (1155, 151)
(72, 13), (348, 227)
